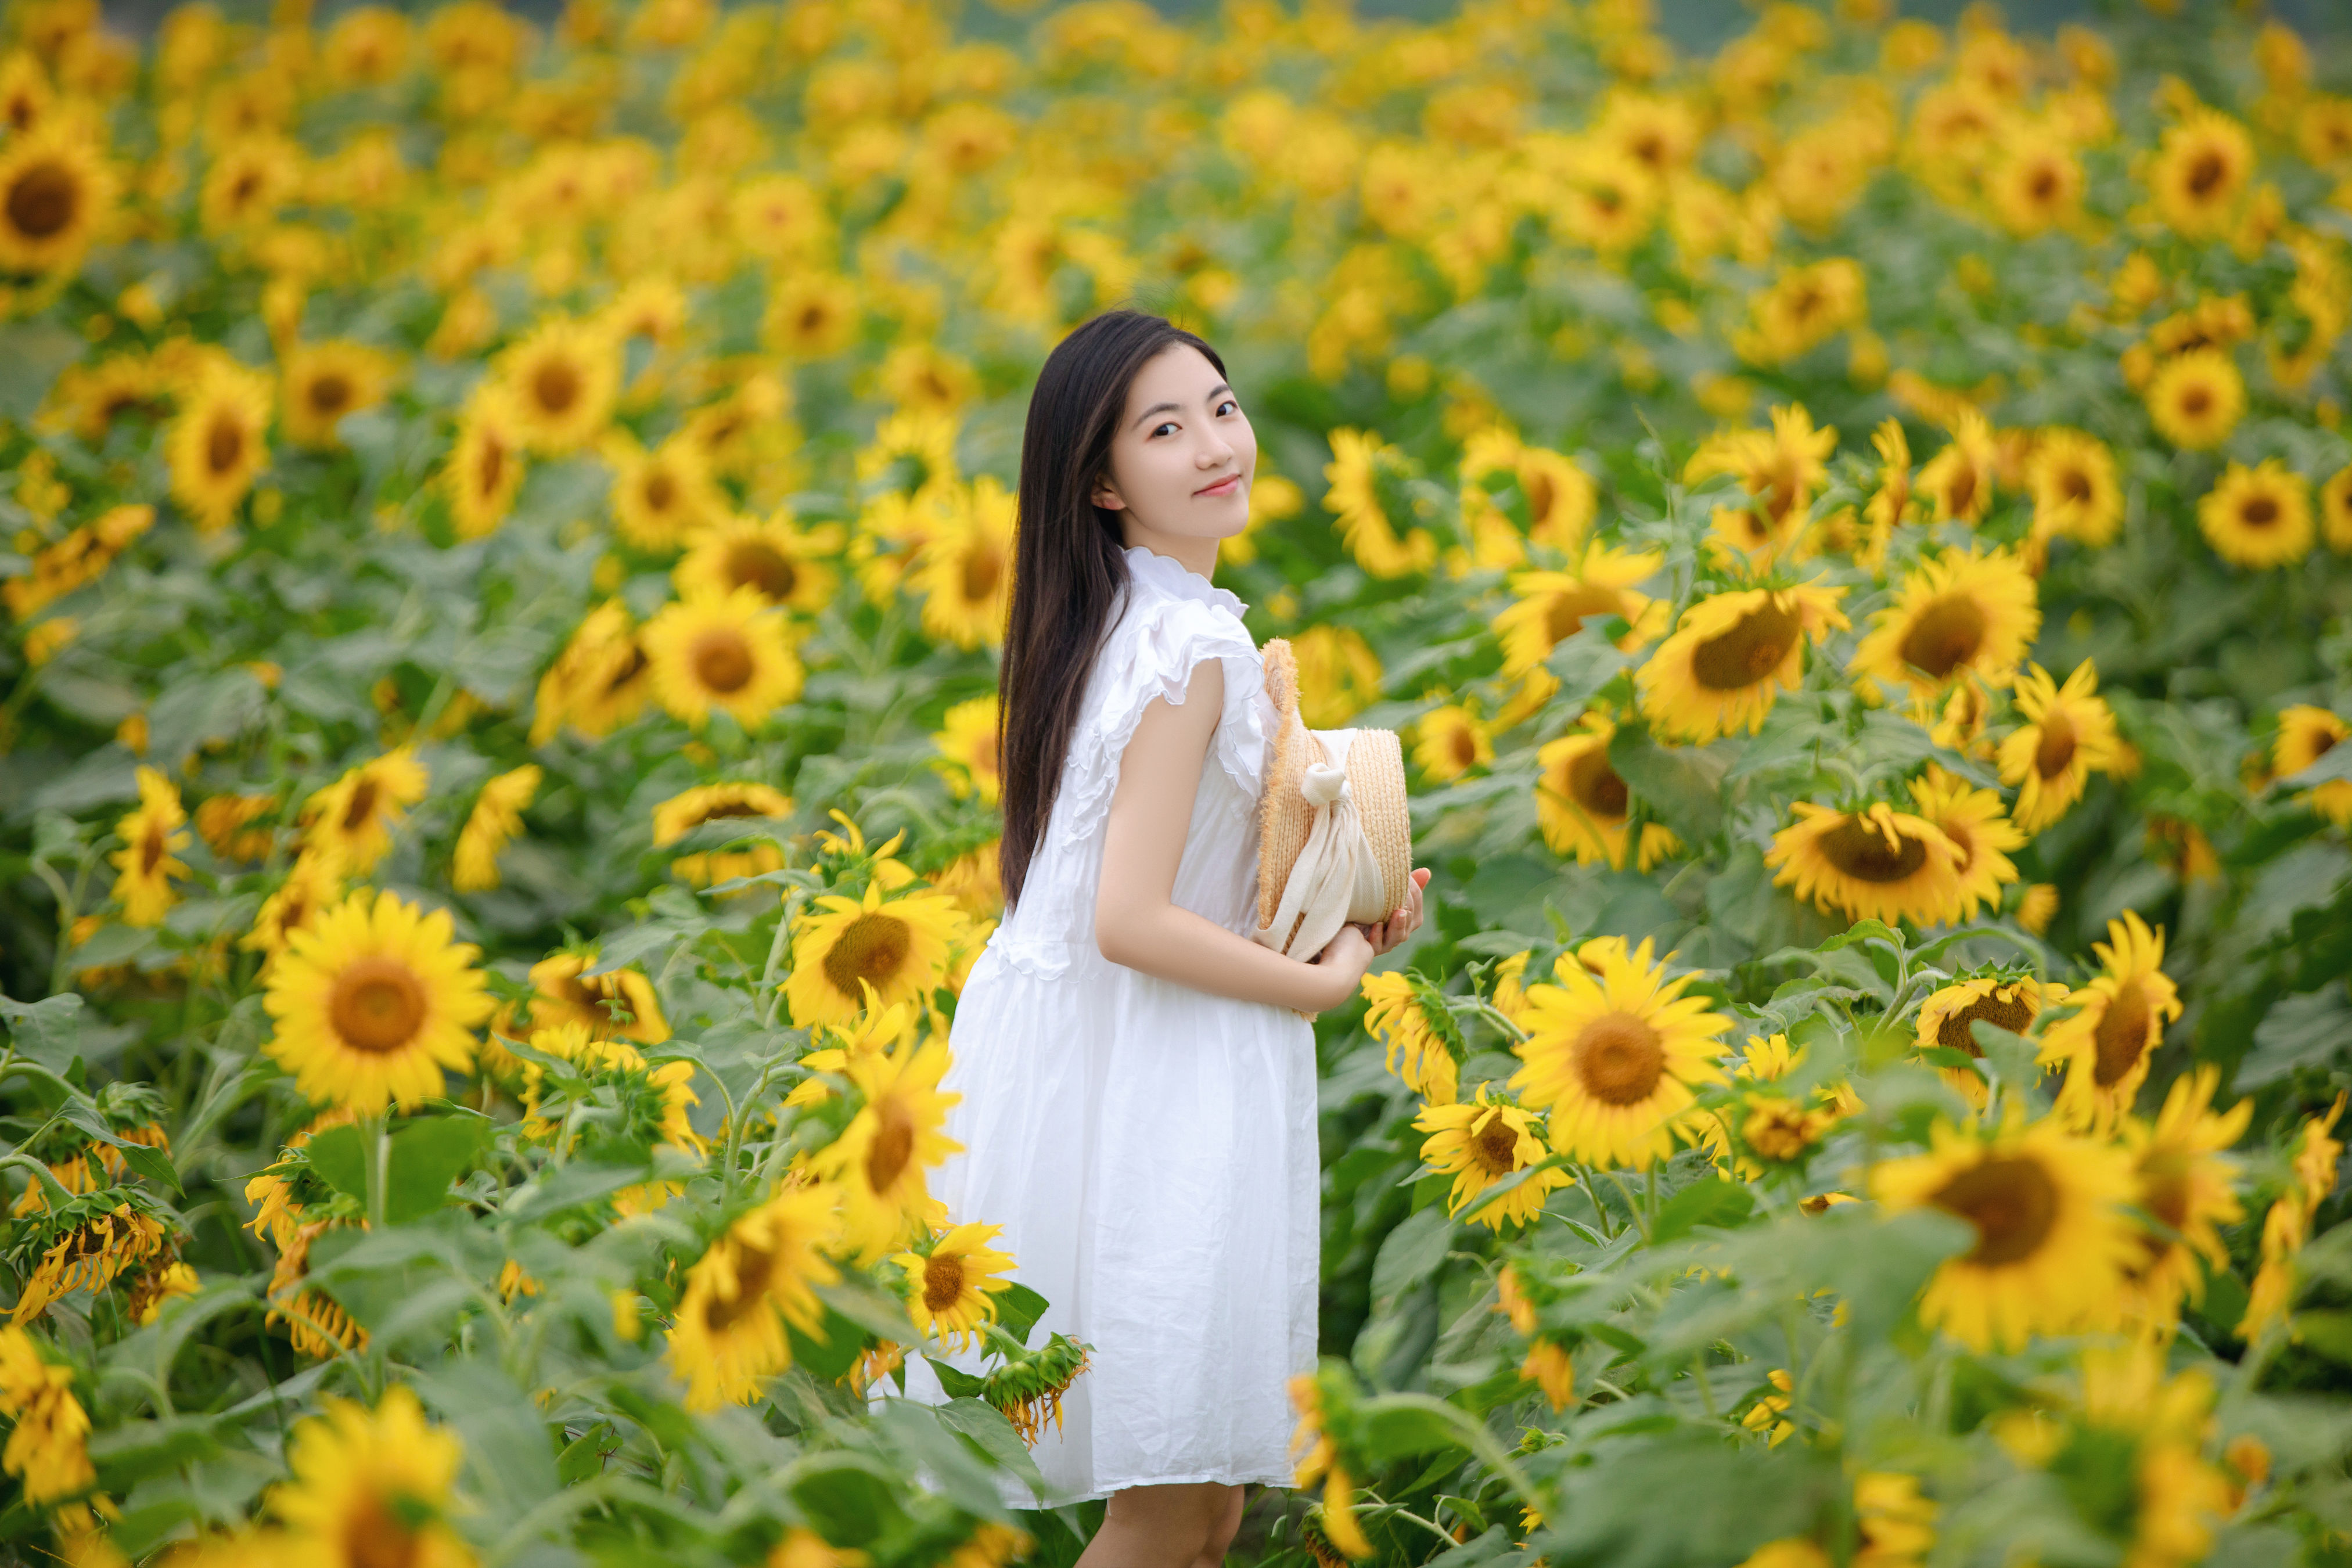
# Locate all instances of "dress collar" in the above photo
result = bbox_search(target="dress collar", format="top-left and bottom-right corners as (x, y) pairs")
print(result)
(1123, 544), (1248, 619)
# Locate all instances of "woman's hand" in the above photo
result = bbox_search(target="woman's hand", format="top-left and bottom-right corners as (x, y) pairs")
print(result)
(1358, 867), (1432, 957)
(1307, 925), (1376, 1010)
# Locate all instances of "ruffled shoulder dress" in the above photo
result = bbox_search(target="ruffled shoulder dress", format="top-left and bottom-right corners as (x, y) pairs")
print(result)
(896, 545), (1320, 1506)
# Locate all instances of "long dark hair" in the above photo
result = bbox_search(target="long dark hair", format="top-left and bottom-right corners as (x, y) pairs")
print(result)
(998, 309), (1226, 909)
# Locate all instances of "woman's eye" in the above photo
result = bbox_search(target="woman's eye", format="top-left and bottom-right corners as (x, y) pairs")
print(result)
(1216, 398), (1239, 416)
(1151, 420), (1178, 438)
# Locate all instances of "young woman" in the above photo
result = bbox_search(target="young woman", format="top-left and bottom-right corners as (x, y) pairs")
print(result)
(902, 310), (1429, 1563)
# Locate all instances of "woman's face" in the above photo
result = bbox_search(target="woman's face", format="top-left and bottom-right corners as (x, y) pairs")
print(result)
(1092, 344), (1256, 549)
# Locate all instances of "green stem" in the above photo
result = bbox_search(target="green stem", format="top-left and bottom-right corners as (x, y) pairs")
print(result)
(364, 1113), (388, 1229)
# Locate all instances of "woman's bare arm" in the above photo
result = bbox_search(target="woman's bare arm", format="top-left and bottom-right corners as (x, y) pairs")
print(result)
(1095, 656), (1411, 1013)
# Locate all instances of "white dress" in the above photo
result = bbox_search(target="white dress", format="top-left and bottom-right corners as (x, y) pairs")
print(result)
(894, 545), (1321, 1506)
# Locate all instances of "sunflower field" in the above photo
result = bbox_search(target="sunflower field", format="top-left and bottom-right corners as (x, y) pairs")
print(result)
(4, 0), (2352, 1560)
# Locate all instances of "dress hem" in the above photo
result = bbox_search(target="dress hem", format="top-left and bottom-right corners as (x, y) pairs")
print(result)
(1009, 1472), (1294, 1509)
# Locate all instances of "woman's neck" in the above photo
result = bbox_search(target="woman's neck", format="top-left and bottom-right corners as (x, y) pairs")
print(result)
(1120, 517), (1221, 581)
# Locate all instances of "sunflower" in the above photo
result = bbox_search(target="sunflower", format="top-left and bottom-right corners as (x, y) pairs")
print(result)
(1914, 973), (2059, 1105)
(166, 366), (274, 533)
(444, 386), (527, 540)
(1290, 1371), (1374, 1560)
(1873, 1112), (2134, 1351)
(891, 1221), (1016, 1351)
(651, 781), (794, 887)
(242, 856), (342, 962)
(301, 749), (429, 878)
(2143, 347), (2244, 451)
(764, 271), (861, 358)
(674, 512), (843, 613)
(1324, 427), (1436, 578)
(521, 951), (671, 1045)
(196, 790), (276, 862)
(606, 431), (722, 552)
(1494, 546), (1665, 675)
(1637, 582), (1848, 743)
(110, 765), (189, 928)
(1852, 547), (2041, 699)
(1766, 800), (1965, 927)
(279, 341), (391, 449)
(529, 600), (644, 744)
(1987, 139), (2081, 236)
(2322, 466), (2352, 554)
(1996, 662), (2120, 833)
(783, 882), (966, 1029)
(267, 1386), (470, 1568)
(1535, 717), (1678, 872)
(1906, 765), (2022, 923)
(495, 317), (620, 454)
(262, 889), (492, 1115)
(11, 1198), (171, 1326)
(0, 1327), (92, 1505)
(2198, 459), (2313, 569)
(450, 764), (541, 893)
(1509, 937), (1731, 1170)
(197, 134), (303, 232)
(1915, 410), (1999, 526)
(663, 1182), (841, 1410)
(2026, 429), (2122, 547)
(931, 696), (1001, 805)
(1293, 625), (1385, 728)
(2040, 911), (2183, 1132)
(1862, 416), (1914, 552)
(1360, 971), (1459, 1103)
(0, 125), (113, 275)
(1411, 703), (1493, 782)
(1413, 1087), (1568, 1228)
(1683, 405), (1838, 558)
(641, 587), (804, 730)
(2275, 704), (2352, 825)
(2118, 1066), (2248, 1329)
(909, 476), (1016, 649)
(815, 1037), (962, 1261)
(2146, 109), (2253, 238)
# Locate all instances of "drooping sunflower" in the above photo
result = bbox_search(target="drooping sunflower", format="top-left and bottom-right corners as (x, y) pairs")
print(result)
(1915, 410), (1999, 525)
(651, 781), (794, 888)
(1324, 427), (1436, 579)
(784, 882), (966, 1029)
(261, 889), (493, 1115)
(2198, 459), (2313, 570)
(664, 1182), (841, 1412)
(1360, 971), (1459, 1104)
(12, 1198), (171, 1326)
(2040, 911), (2184, 1132)
(931, 696), (1001, 806)
(1852, 546), (2040, 699)
(2026, 429), (2123, 547)
(606, 431), (722, 552)
(1914, 973), (2060, 1105)
(109, 765), (189, 928)
(279, 340), (392, 449)
(1765, 800), (1965, 927)
(1636, 582), (1847, 743)
(1411, 703), (1493, 782)
(450, 764), (541, 893)
(891, 1221), (1016, 1352)
(908, 476), (1016, 649)
(816, 1037), (962, 1261)
(1494, 546), (1666, 675)
(1906, 765), (2023, 923)
(1413, 1087), (1569, 1229)
(1872, 1112), (2135, 1351)
(0, 125), (114, 276)
(443, 386), (527, 540)
(674, 512), (844, 614)
(1534, 717), (1678, 873)
(165, 366), (274, 533)
(2144, 347), (2244, 451)
(301, 749), (429, 878)
(266, 1387), (470, 1568)
(0, 1327), (93, 1505)
(2117, 1066), (2248, 1329)
(1997, 661), (2121, 833)
(2146, 109), (2254, 238)
(495, 317), (620, 454)
(641, 587), (804, 731)
(1509, 937), (1732, 1170)
(521, 950), (671, 1046)
(2274, 704), (2352, 825)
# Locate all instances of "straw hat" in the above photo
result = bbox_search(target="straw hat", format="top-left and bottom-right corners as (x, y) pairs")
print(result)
(1254, 638), (1413, 959)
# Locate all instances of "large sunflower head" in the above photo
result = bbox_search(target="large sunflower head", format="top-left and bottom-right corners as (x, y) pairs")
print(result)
(266, 1386), (470, 1568)
(890, 1220), (1015, 1352)
(664, 1183), (841, 1411)
(2273, 704), (2352, 825)
(674, 513), (843, 614)
(641, 587), (805, 731)
(165, 366), (275, 534)
(1324, 427), (1436, 579)
(2144, 347), (2245, 451)
(1508, 937), (1732, 1170)
(1411, 703), (1494, 783)
(261, 889), (493, 1114)
(1853, 546), (2041, 699)
(300, 749), (429, 879)
(280, 340), (393, 450)
(1411, 1085), (1568, 1229)
(1997, 661), (2122, 833)
(1987, 139), (2082, 236)
(908, 476), (1016, 650)
(930, 695), (1001, 806)
(1360, 970), (1461, 1104)
(783, 882), (966, 1029)
(1636, 582), (1848, 743)
(1872, 1112), (2135, 1351)
(1765, 799), (1965, 927)
(2117, 1066), (2248, 1327)
(444, 386), (527, 541)
(2198, 458), (2313, 570)
(606, 432), (721, 552)
(1913, 971), (2059, 1106)
(495, 317), (620, 454)
(2026, 429), (2122, 548)
(2040, 911), (2184, 1131)
(1494, 547), (1666, 675)
(815, 1037), (962, 1261)
(2147, 109), (2254, 238)
(0, 125), (114, 276)
(523, 950), (671, 1045)
(1533, 717), (1678, 872)
(1915, 410), (1999, 525)
(1905, 764), (2023, 923)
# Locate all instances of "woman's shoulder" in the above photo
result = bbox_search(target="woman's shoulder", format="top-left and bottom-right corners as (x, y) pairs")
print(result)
(1106, 545), (1256, 661)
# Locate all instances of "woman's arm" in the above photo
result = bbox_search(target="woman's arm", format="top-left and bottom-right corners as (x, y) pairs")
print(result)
(1094, 657), (1422, 1012)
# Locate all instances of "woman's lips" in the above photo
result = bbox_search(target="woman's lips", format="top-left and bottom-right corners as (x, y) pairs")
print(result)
(1195, 474), (1241, 497)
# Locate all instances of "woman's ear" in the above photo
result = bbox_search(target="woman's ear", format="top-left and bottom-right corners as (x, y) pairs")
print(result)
(1090, 475), (1125, 512)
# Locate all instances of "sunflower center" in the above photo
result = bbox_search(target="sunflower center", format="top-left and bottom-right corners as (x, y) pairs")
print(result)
(532, 360), (581, 416)
(207, 415), (246, 475)
(1566, 746), (1629, 820)
(820, 911), (912, 1002)
(961, 544), (1003, 605)
(342, 778), (380, 831)
(139, 824), (167, 875)
(2029, 167), (2058, 200)
(340, 1486), (425, 1568)
(1897, 594), (1987, 680)
(1932, 1155), (2058, 1267)
(1573, 1013), (1665, 1106)
(2092, 978), (2152, 1087)
(725, 541), (798, 599)
(2139, 1157), (2192, 1232)
(798, 303), (828, 334)
(865, 1099), (917, 1195)
(1935, 991), (2035, 1057)
(2180, 384), (2212, 417)
(1820, 815), (1928, 883)
(2185, 150), (2225, 198)
(689, 629), (756, 695)
(1544, 584), (1627, 645)
(2239, 494), (2278, 528)
(1944, 465), (1977, 518)
(702, 1238), (778, 1333)
(1526, 472), (1557, 526)
(2034, 709), (2078, 781)
(1450, 728), (1478, 768)
(308, 373), (354, 416)
(921, 1251), (966, 1312)
(688, 800), (770, 825)
(474, 433), (508, 496)
(1691, 599), (1803, 691)
(7, 159), (79, 239)
(645, 470), (677, 512)
(329, 957), (429, 1054)
(1469, 1111), (1521, 1175)
(2058, 467), (2092, 504)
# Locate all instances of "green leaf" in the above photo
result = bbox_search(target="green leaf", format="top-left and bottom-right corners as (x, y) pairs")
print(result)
(934, 1397), (1051, 1499)
(1650, 1179), (1756, 1245)
(814, 1275), (918, 1345)
(787, 1306), (869, 1382)
(384, 1116), (491, 1224)
(1358, 1400), (1469, 1466)
(995, 1281), (1049, 1347)
(303, 1124), (370, 1204)
(925, 1356), (986, 1399)
(1606, 722), (1727, 844)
